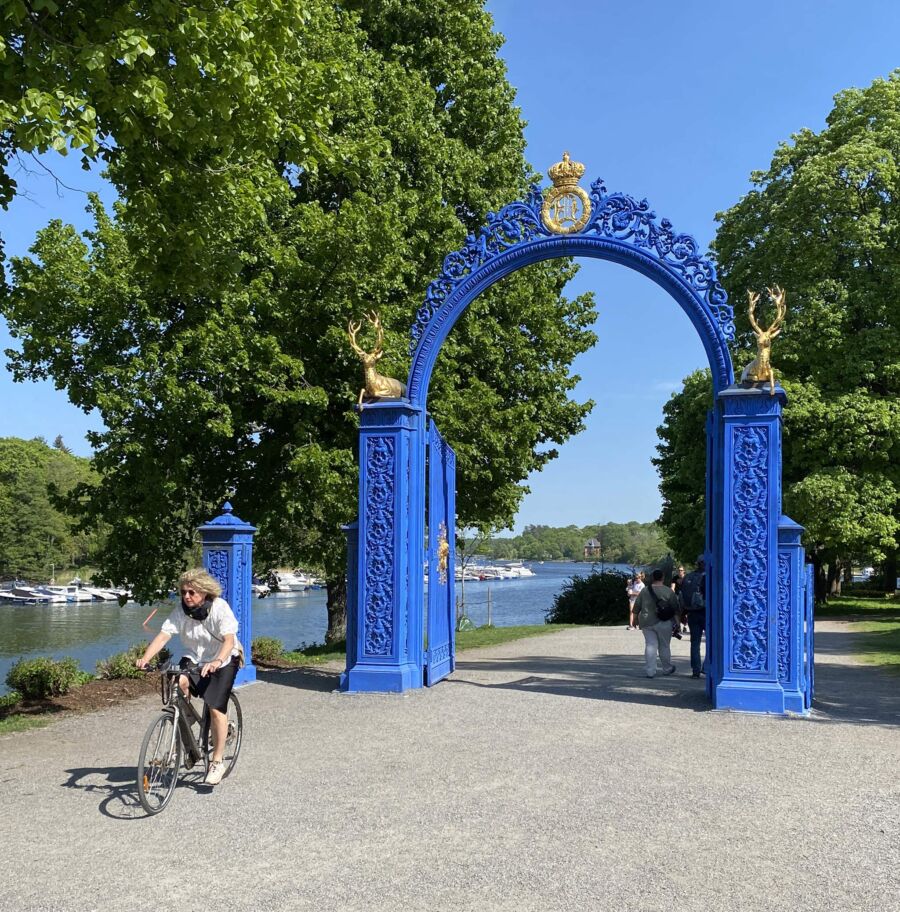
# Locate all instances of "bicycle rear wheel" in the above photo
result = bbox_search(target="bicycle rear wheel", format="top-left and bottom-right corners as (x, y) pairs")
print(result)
(203, 692), (243, 779)
(137, 712), (182, 815)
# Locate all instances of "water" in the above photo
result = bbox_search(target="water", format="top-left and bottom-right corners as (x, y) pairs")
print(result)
(0, 561), (632, 693)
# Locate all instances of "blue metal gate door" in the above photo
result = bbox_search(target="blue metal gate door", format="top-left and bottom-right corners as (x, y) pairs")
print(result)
(425, 419), (456, 686)
(803, 563), (815, 708)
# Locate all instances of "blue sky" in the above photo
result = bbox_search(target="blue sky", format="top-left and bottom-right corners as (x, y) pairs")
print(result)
(2, 0), (899, 533)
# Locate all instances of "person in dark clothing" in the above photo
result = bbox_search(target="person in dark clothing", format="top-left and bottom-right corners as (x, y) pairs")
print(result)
(681, 557), (707, 678)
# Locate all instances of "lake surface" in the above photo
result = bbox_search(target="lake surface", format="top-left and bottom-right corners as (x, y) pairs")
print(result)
(0, 561), (634, 693)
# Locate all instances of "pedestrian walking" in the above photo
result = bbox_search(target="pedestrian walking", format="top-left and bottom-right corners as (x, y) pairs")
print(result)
(626, 571), (645, 630)
(634, 568), (680, 678)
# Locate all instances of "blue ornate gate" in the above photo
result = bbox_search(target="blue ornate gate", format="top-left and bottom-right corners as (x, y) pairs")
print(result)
(425, 419), (456, 686)
(342, 154), (814, 715)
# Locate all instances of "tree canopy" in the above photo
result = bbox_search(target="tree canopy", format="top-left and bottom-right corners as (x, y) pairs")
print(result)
(656, 72), (900, 594)
(1, 1), (597, 634)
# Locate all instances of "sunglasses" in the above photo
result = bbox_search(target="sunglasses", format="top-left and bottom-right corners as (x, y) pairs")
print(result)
(180, 588), (201, 596)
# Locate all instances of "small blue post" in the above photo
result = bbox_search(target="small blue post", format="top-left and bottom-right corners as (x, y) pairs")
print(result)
(777, 515), (809, 713)
(197, 502), (257, 686)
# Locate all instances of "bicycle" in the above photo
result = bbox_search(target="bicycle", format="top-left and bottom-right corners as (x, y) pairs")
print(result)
(136, 663), (243, 816)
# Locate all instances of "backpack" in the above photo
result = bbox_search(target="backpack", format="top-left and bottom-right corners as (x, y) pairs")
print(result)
(648, 585), (677, 621)
(690, 573), (706, 610)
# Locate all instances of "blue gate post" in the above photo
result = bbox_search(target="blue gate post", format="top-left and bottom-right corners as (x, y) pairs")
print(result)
(340, 521), (359, 689)
(342, 400), (423, 692)
(714, 384), (788, 713)
(777, 515), (809, 713)
(197, 502), (257, 686)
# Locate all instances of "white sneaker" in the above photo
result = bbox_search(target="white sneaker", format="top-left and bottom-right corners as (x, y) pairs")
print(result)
(205, 760), (225, 785)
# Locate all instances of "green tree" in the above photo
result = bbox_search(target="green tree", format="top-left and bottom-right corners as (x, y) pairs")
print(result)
(653, 369), (711, 565)
(2, 2), (596, 639)
(0, 436), (97, 578)
(656, 72), (900, 595)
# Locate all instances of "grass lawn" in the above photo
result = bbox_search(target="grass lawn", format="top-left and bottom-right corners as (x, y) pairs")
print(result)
(278, 624), (579, 666)
(815, 595), (900, 670)
(815, 595), (899, 619)
(850, 618), (900, 670)
(0, 714), (54, 735)
(456, 624), (578, 650)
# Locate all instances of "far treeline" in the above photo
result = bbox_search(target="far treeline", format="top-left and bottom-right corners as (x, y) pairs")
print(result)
(478, 522), (671, 565)
(0, 436), (101, 580)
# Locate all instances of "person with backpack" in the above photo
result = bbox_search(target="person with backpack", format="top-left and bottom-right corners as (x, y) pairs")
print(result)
(680, 556), (707, 678)
(634, 568), (681, 678)
(686, 570), (707, 678)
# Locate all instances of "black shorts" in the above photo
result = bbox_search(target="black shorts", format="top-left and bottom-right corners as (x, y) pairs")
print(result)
(179, 656), (239, 712)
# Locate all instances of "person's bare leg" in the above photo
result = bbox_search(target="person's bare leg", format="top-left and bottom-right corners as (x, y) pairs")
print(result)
(209, 707), (227, 762)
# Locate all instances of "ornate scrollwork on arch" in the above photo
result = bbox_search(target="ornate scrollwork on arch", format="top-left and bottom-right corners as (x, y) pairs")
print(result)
(409, 180), (735, 358)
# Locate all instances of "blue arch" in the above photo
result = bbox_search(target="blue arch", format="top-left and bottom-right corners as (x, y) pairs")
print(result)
(407, 181), (735, 405)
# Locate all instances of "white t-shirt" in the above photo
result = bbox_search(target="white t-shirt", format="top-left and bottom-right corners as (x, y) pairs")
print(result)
(161, 596), (242, 665)
(628, 580), (645, 606)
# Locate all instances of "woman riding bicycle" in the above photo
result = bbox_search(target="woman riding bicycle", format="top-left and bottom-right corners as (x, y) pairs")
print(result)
(136, 568), (243, 786)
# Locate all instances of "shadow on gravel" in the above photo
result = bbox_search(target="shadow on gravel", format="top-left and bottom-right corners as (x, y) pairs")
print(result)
(452, 653), (711, 712)
(63, 764), (211, 819)
(455, 646), (899, 727)
(810, 635), (899, 728)
(257, 667), (340, 693)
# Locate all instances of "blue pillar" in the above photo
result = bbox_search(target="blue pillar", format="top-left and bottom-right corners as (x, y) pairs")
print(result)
(342, 400), (423, 692)
(197, 502), (257, 686)
(340, 521), (359, 688)
(777, 515), (808, 713)
(713, 385), (788, 713)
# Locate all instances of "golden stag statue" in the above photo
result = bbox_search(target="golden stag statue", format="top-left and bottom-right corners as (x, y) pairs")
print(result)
(740, 286), (786, 396)
(347, 311), (407, 407)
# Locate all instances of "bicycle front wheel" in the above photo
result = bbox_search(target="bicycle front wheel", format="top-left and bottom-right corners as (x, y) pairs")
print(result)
(203, 692), (243, 780)
(137, 711), (182, 815)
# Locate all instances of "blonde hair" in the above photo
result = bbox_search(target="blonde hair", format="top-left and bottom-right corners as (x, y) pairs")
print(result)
(179, 567), (222, 599)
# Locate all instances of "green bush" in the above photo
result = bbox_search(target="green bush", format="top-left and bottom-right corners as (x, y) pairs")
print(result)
(96, 643), (171, 679)
(0, 689), (22, 710)
(5, 656), (90, 699)
(545, 571), (630, 625)
(252, 636), (284, 663)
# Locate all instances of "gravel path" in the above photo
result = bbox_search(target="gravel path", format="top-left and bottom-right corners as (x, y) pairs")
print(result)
(0, 621), (897, 912)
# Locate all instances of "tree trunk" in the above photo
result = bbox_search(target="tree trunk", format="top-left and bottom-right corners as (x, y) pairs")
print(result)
(884, 549), (898, 594)
(826, 561), (839, 597)
(843, 563), (852, 585)
(812, 553), (827, 605)
(325, 576), (347, 644)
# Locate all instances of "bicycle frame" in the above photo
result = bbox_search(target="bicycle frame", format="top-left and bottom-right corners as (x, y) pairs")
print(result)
(161, 668), (209, 769)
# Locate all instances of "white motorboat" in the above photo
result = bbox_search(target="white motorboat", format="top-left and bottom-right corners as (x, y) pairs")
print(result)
(0, 590), (43, 603)
(271, 571), (308, 592)
(44, 584), (95, 602)
(11, 585), (53, 602)
(31, 586), (68, 603)
(82, 586), (120, 601)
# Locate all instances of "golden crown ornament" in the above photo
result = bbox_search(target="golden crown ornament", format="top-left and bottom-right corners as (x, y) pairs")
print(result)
(541, 151), (591, 234)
